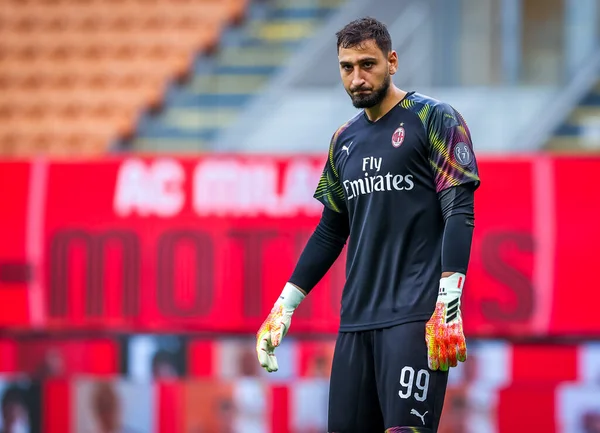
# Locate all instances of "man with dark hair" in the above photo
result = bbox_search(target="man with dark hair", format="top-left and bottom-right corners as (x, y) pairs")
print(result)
(256, 17), (480, 432)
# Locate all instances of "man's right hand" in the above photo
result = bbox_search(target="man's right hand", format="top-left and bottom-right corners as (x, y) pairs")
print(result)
(256, 283), (305, 373)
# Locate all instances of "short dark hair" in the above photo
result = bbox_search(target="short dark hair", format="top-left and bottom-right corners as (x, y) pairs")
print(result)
(336, 17), (392, 54)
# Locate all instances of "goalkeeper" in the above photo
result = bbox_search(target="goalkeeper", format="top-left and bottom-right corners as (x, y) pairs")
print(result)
(256, 17), (480, 433)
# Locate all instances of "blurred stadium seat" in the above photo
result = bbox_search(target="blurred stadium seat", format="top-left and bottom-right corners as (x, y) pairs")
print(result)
(131, 0), (347, 152)
(0, 0), (248, 157)
(546, 79), (600, 152)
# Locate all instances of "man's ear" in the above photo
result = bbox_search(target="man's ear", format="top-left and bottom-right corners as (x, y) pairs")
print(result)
(388, 50), (398, 75)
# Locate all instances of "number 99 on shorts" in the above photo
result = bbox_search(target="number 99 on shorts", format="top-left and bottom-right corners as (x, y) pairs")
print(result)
(398, 366), (430, 402)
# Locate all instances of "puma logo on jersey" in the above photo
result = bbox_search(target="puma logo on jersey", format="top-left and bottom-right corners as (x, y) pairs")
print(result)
(342, 141), (353, 155)
(410, 409), (428, 425)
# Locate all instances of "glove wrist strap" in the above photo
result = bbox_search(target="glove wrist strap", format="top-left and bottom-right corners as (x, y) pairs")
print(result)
(276, 283), (305, 310)
(438, 272), (466, 300)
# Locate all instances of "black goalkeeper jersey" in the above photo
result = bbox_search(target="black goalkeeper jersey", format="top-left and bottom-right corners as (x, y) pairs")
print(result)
(314, 91), (481, 332)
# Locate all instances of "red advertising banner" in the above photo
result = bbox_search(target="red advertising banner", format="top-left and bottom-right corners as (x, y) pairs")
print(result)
(0, 155), (598, 337)
(2, 337), (599, 433)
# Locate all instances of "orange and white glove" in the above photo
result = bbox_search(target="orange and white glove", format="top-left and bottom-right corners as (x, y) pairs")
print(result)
(256, 283), (305, 373)
(426, 273), (467, 371)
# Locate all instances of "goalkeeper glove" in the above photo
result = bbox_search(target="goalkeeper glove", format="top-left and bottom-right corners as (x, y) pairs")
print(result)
(426, 272), (467, 371)
(256, 283), (305, 373)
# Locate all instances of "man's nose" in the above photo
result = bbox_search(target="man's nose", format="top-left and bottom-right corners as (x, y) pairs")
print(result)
(351, 70), (365, 88)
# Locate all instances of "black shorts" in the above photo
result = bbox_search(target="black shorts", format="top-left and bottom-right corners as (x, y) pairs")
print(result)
(328, 320), (449, 433)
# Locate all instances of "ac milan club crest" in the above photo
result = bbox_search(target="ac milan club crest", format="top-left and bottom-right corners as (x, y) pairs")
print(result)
(391, 126), (405, 147)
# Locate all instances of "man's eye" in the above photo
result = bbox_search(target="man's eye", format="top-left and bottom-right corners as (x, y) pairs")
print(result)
(343, 65), (352, 71)
(363, 62), (373, 68)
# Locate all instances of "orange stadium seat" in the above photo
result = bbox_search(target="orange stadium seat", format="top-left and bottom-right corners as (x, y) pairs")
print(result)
(0, 0), (248, 157)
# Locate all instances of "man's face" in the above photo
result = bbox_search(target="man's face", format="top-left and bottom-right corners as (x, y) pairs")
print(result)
(2, 402), (28, 427)
(152, 361), (178, 379)
(338, 39), (397, 109)
(93, 384), (120, 431)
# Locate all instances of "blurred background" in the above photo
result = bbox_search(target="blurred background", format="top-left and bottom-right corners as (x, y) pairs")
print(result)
(0, 0), (599, 432)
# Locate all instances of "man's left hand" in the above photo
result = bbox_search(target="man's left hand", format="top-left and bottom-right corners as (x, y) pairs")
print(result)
(425, 273), (467, 371)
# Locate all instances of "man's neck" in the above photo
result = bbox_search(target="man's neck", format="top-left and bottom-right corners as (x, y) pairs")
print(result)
(364, 86), (407, 122)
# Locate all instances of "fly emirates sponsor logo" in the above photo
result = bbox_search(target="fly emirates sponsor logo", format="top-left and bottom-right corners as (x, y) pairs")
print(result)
(343, 156), (414, 200)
